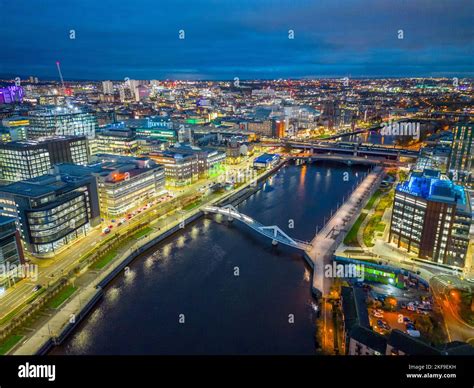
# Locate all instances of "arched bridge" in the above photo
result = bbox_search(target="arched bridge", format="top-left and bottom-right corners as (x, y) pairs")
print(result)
(203, 205), (312, 251)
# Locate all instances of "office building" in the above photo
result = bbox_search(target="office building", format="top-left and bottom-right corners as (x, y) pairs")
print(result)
(56, 156), (166, 217)
(1, 116), (29, 141)
(0, 173), (100, 256)
(0, 136), (89, 181)
(136, 127), (178, 143)
(102, 81), (114, 95)
(247, 120), (273, 137)
(27, 106), (97, 139)
(0, 216), (25, 290)
(95, 123), (138, 155)
(136, 138), (168, 154)
(150, 144), (226, 186)
(150, 150), (199, 187)
(389, 169), (471, 268)
(448, 122), (474, 186)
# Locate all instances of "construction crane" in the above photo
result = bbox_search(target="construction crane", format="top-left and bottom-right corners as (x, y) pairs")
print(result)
(55, 61), (66, 95)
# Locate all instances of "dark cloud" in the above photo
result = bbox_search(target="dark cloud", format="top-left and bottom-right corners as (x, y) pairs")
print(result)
(1, 0), (472, 79)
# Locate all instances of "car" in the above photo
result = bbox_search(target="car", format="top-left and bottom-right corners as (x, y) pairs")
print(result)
(373, 311), (384, 318)
(406, 323), (416, 331)
(376, 319), (384, 328)
(383, 323), (391, 330)
(102, 227), (111, 234)
(117, 221), (123, 226)
(108, 225), (113, 229)
(407, 329), (421, 338)
(32, 285), (42, 292)
(403, 317), (412, 323)
(111, 219), (116, 223)
(401, 303), (407, 309)
(120, 218), (126, 223)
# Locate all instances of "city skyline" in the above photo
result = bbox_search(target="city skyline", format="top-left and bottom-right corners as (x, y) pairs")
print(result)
(0, 1), (473, 380)
(1, 0), (474, 80)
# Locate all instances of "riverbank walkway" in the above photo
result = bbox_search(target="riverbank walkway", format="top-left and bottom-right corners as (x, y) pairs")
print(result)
(306, 166), (385, 297)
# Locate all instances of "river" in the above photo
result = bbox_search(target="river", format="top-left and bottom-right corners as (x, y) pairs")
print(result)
(51, 161), (369, 355)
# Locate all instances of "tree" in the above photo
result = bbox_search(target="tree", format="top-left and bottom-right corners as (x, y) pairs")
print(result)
(383, 296), (398, 311)
(415, 315), (434, 337)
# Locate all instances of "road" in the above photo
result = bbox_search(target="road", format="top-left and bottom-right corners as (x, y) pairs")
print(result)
(0, 156), (259, 322)
(430, 274), (474, 343)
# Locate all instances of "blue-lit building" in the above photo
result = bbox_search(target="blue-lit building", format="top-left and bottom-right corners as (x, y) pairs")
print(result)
(389, 169), (471, 268)
(253, 153), (280, 169)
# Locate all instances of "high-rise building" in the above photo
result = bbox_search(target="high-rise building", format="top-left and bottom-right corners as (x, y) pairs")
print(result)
(102, 80), (114, 95)
(0, 173), (100, 256)
(27, 106), (97, 139)
(448, 122), (474, 186)
(0, 136), (89, 181)
(389, 169), (471, 268)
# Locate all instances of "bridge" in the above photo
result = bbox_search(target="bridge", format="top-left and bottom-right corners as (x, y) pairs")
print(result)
(262, 140), (420, 159)
(289, 154), (382, 166)
(202, 205), (312, 251)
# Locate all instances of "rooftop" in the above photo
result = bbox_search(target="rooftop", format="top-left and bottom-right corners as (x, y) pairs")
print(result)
(396, 169), (469, 212)
(254, 153), (279, 163)
(0, 136), (85, 149)
(0, 172), (92, 198)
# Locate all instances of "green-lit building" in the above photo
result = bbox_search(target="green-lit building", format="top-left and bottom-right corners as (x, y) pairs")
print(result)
(136, 127), (178, 142)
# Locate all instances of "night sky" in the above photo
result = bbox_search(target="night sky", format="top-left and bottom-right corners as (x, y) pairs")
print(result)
(1, 0), (473, 80)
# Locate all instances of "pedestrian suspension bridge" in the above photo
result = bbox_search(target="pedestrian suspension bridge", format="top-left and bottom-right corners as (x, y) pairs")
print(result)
(202, 205), (312, 251)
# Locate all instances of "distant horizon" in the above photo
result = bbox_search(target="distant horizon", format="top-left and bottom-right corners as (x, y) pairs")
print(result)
(1, 73), (473, 84)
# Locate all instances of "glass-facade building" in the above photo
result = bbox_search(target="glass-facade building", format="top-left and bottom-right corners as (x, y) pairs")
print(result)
(27, 106), (97, 139)
(448, 122), (474, 187)
(0, 173), (100, 257)
(0, 136), (89, 181)
(389, 169), (471, 268)
(0, 216), (25, 290)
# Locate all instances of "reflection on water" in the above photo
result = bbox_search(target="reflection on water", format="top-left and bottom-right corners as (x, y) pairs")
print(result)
(52, 162), (368, 355)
